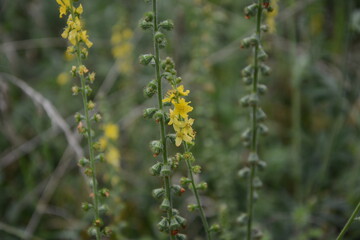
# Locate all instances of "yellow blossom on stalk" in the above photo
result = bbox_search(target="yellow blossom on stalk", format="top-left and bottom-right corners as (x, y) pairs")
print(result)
(162, 89), (176, 103)
(175, 129), (193, 147)
(176, 85), (190, 96)
(56, 0), (70, 18)
(173, 118), (195, 137)
(78, 65), (88, 75)
(266, 0), (279, 33)
(173, 98), (193, 119)
(104, 123), (119, 140)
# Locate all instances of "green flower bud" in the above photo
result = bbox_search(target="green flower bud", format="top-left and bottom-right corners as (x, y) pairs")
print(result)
(187, 204), (199, 212)
(84, 85), (92, 96)
(149, 140), (163, 157)
(139, 54), (154, 65)
(158, 217), (169, 232)
(143, 107), (158, 119)
(167, 134), (176, 144)
(248, 93), (259, 106)
(74, 112), (84, 123)
(144, 80), (157, 98)
(256, 108), (267, 122)
(260, 63), (271, 76)
(242, 64), (253, 77)
(93, 113), (102, 122)
(171, 185), (186, 196)
(244, 3), (259, 18)
(238, 167), (250, 178)
(175, 234), (187, 240)
(160, 164), (171, 176)
(159, 20), (174, 31)
(99, 204), (109, 213)
(240, 95), (250, 107)
(153, 110), (164, 122)
(258, 123), (269, 136)
(149, 162), (162, 176)
(180, 177), (191, 186)
(241, 128), (252, 142)
(95, 153), (105, 162)
(152, 188), (165, 199)
(87, 100), (95, 110)
(84, 168), (93, 177)
(160, 198), (171, 211)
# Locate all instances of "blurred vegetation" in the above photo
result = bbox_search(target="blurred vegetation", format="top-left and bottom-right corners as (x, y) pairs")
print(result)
(1, 0), (360, 239)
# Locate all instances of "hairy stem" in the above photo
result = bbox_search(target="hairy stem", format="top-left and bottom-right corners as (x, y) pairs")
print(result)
(69, 2), (101, 239)
(152, 0), (174, 239)
(336, 201), (360, 240)
(246, 2), (263, 240)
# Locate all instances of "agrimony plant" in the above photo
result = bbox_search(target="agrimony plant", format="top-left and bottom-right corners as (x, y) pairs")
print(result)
(56, 0), (110, 238)
(238, 0), (273, 239)
(139, 0), (213, 239)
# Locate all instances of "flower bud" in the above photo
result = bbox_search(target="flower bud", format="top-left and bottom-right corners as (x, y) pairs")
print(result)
(248, 93), (259, 106)
(158, 217), (169, 232)
(87, 100), (95, 110)
(258, 123), (269, 136)
(257, 160), (267, 171)
(167, 134), (176, 145)
(149, 162), (162, 176)
(78, 157), (89, 167)
(72, 85), (80, 95)
(152, 188), (165, 199)
(240, 95), (250, 107)
(93, 113), (102, 122)
(241, 128), (252, 142)
(144, 80), (157, 98)
(159, 20), (174, 31)
(253, 229), (263, 240)
(187, 204), (199, 212)
(257, 46), (268, 61)
(87, 227), (97, 237)
(260, 63), (271, 76)
(238, 167), (250, 178)
(242, 65), (253, 77)
(160, 164), (171, 176)
(180, 177), (191, 186)
(144, 11), (154, 22)
(260, 24), (269, 32)
(160, 198), (171, 211)
(139, 54), (154, 65)
(95, 153), (105, 162)
(103, 227), (112, 237)
(171, 185), (185, 196)
(93, 218), (103, 227)
(84, 85), (92, 96)
(153, 110), (164, 122)
(244, 3), (258, 19)
(74, 112), (84, 123)
(209, 224), (221, 232)
(99, 188), (110, 198)
(256, 108), (267, 122)
(253, 177), (263, 189)
(191, 165), (201, 174)
(84, 168), (93, 177)
(149, 140), (163, 157)
(143, 107), (158, 119)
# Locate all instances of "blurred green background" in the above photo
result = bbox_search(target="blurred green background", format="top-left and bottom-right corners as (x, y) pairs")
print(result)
(1, 0), (360, 239)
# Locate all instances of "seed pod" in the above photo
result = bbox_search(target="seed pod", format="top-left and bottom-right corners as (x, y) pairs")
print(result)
(256, 108), (267, 122)
(180, 177), (191, 186)
(257, 46), (268, 61)
(153, 110), (164, 122)
(257, 160), (267, 171)
(81, 202), (93, 211)
(248, 93), (259, 106)
(241, 128), (252, 142)
(260, 63), (271, 76)
(160, 164), (171, 176)
(143, 107), (158, 119)
(149, 140), (163, 157)
(258, 123), (269, 136)
(242, 77), (253, 85)
(236, 213), (248, 226)
(139, 54), (154, 65)
(78, 157), (89, 167)
(257, 84), (267, 95)
(170, 217), (180, 230)
(149, 162), (162, 176)
(175, 234), (187, 240)
(253, 229), (264, 240)
(159, 20), (174, 31)
(160, 198), (171, 211)
(240, 95), (250, 107)
(158, 217), (169, 232)
(175, 215), (187, 228)
(172, 185), (185, 196)
(139, 20), (153, 30)
(187, 204), (199, 212)
(99, 188), (110, 198)
(88, 227), (97, 237)
(167, 134), (176, 144)
(144, 80), (157, 98)
(209, 224), (221, 232)
(152, 188), (165, 199)
(260, 24), (269, 32)
(253, 177), (263, 189)
(196, 182), (208, 191)
(242, 65), (253, 77)
(244, 3), (259, 18)
(248, 152), (259, 164)
(172, 208), (180, 215)
(238, 167), (251, 178)
(144, 11), (154, 22)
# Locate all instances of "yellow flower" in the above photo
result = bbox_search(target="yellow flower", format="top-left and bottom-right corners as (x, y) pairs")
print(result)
(162, 89), (176, 103)
(175, 130), (193, 147)
(76, 4), (83, 15)
(177, 85), (190, 96)
(173, 118), (195, 138)
(56, 0), (70, 18)
(78, 65), (89, 75)
(173, 98), (193, 119)
(80, 30), (93, 48)
(106, 146), (120, 167)
(168, 109), (181, 126)
(104, 123), (119, 140)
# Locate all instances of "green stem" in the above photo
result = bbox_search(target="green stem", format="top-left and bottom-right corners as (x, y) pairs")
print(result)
(336, 201), (360, 240)
(152, 0), (174, 239)
(69, 2), (101, 239)
(184, 144), (212, 240)
(246, 2), (263, 240)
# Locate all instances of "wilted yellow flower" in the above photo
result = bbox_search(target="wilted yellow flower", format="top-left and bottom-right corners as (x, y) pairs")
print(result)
(104, 123), (119, 140)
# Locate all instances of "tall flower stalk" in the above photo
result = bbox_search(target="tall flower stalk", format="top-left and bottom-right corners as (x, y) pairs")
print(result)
(140, 0), (214, 239)
(336, 201), (360, 240)
(238, 1), (273, 239)
(56, 0), (110, 239)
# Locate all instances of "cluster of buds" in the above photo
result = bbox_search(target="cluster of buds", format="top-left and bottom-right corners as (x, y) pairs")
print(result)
(238, 1), (272, 239)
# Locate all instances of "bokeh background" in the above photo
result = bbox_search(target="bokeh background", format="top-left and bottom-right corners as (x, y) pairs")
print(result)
(1, 0), (360, 239)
